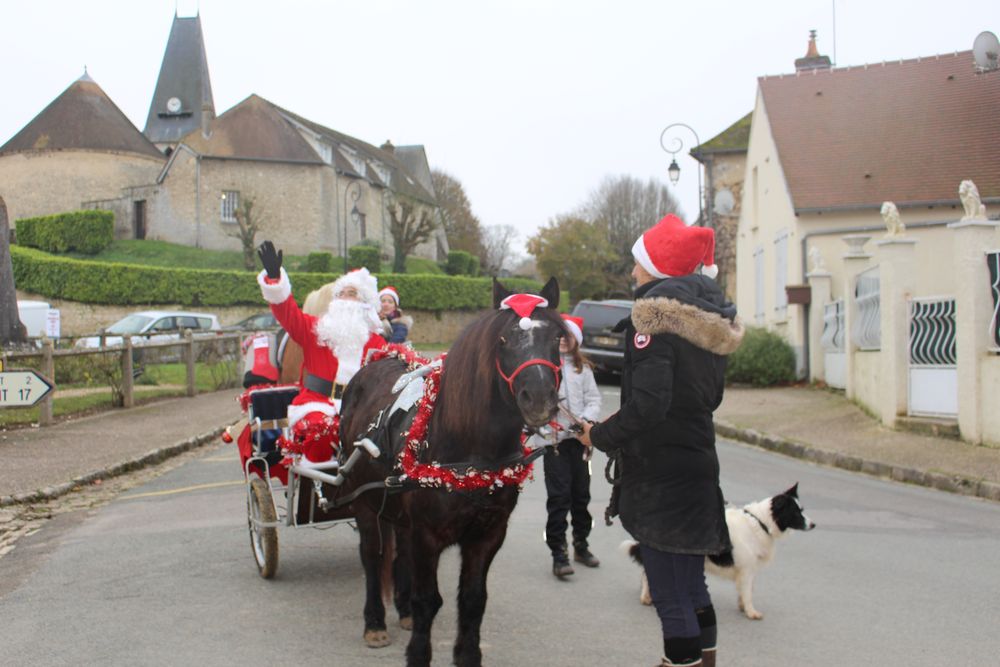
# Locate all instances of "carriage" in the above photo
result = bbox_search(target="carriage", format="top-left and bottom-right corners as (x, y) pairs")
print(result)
(232, 383), (381, 578)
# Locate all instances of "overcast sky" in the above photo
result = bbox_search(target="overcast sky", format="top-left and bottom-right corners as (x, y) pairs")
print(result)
(1, 0), (995, 257)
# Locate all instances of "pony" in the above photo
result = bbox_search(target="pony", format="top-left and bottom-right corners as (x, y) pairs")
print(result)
(338, 277), (564, 667)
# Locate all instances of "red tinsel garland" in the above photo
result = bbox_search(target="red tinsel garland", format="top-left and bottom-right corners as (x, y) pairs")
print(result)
(396, 359), (535, 492)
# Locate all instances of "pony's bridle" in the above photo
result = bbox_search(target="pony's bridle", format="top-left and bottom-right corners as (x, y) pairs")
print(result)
(495, 357), (561, 395)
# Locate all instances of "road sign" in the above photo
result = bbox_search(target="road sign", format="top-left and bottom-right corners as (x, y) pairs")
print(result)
(0, 369), (54, 408)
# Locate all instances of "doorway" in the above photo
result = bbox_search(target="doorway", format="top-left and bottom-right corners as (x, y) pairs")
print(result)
(133, 200), (146, 239)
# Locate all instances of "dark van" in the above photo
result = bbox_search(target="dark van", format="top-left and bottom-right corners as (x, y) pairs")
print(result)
(570, 299), (633, 373)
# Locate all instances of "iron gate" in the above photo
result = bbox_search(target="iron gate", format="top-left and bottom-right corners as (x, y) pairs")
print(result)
(821, 300), (846, 389)
(908, 297), (957, 417)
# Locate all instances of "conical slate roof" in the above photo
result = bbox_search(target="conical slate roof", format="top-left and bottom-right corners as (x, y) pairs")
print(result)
(0, 73), (163, 158)
(144, 14), (215, 145)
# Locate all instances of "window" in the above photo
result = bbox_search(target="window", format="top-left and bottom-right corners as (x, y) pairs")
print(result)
(176, 316), (200, 330)
(196, 317), (214, 330)
(150, 318), (176, 332)
(774, 230), (789, 320)
(751, 166), (759, 230)
(221, 190), (240, 223)
(754, 246), (765, 324)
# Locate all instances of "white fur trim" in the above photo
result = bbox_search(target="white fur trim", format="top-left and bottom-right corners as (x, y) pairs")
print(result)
(257, 268), (292, 304)
(332, 268), (379, 308)
(631, 236), (670, 279)
(287, 400), (338, 428)
(563, 319), (583, 345)
(379, 286), (399, 306)
(702, 263), (719, 279)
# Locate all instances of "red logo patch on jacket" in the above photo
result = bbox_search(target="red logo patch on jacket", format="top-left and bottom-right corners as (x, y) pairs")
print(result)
(634, 333), (651, 349)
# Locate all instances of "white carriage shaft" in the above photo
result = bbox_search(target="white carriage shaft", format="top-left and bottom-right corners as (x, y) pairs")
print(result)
(0, 370), (54, 408)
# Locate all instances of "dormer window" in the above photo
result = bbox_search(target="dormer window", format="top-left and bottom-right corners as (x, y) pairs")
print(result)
(339, 146), (366, 176)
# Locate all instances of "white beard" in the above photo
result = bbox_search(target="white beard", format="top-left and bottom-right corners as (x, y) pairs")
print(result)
(314, 300), (380, 384)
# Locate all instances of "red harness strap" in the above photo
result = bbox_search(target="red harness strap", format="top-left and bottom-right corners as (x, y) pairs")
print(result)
(495, 358), (561, 395)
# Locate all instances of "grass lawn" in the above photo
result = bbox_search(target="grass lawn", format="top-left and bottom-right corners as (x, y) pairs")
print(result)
(66, 239), (446, 275)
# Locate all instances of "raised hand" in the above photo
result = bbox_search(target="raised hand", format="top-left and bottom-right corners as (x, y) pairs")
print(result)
(257, 240), (283, 279)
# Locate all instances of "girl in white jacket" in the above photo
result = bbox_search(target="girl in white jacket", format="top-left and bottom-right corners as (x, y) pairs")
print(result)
(543, 314), (603, 578)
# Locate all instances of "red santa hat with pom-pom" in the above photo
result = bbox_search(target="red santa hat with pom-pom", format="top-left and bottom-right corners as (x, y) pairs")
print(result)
(631, 214), (718, 279)
(499, 293), (548, 330)
(561, 314), (584, 345)
(378, 285), (400, 306)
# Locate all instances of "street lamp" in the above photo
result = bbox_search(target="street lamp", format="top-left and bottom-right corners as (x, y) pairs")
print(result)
(343, 179), (362, 272)
(659, 122), (705, 226)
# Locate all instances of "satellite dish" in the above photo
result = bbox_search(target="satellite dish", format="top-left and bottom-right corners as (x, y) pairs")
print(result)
(973, 30), (999, 72)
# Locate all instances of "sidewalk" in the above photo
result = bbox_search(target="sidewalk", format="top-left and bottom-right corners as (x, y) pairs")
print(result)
(0, 390), (239, 504)
(2, 383), (999, 506)
(716, 386), (1000, 502)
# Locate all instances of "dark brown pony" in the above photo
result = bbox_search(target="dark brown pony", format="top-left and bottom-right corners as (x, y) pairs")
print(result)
(338, 278), (564, 667)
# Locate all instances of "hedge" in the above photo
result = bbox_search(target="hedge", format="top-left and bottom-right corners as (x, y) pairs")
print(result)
(16, 210), (114, 255)
(445, 250), (474, 276)
(348, 245), (381, 273)
(303, 251), (334, 273)
(10, 245), (542, 310)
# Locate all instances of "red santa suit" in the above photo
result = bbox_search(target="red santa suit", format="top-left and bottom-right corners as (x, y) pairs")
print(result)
(257, 267), (386, 464)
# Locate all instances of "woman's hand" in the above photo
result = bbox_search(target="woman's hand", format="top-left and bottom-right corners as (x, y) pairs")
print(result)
(579, 421), (594, 447)
(256, 240), (283, 279)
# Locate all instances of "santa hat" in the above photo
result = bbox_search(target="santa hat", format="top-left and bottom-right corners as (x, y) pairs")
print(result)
(379, 286), (400, 307)
(631, 214), (718, 279)
(561, 314), (584, 345)
(331, 268), (379, 308)
(499, 293), (548, 330)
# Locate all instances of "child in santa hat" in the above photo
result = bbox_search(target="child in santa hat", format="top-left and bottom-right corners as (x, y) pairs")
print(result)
(378, 285), (413, 344)
(580, 214), (744, 667)
(530, 313), (603, 578)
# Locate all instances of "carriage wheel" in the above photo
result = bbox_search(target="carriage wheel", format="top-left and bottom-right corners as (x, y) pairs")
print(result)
(247, 477), (279, 579)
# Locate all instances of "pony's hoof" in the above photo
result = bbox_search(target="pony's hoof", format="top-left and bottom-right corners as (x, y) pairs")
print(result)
(364, 629), (391, 648)
(399, 616), (413, 631)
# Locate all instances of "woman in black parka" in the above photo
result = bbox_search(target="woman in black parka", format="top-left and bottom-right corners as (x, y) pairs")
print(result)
(582, 214), (744, 667)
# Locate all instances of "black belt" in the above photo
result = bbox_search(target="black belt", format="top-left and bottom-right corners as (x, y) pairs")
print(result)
(303, 373), (346, 399)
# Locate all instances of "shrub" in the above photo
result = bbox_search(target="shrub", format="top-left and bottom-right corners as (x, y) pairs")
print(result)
(349, 245), (381, 273)
(468, 256), (480, 277)
(725, 326), (796, 387)
(16, 210), (114, 255)
(303, 251), (334, 273)
(445, 250), (474, 276)
(10, 245), (542, 311)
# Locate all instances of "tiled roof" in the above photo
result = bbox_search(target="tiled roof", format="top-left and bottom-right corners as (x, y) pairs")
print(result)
(695, 112), (752, 156)
(759, 51), (1000, 211)
(144, 15), (215, 145)
(0, 74), (164, 159)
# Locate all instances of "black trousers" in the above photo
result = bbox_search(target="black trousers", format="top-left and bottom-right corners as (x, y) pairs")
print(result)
(543, 438), (593, 555)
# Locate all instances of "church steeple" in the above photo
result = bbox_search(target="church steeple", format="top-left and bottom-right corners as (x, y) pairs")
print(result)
(144, 13), (215, 151)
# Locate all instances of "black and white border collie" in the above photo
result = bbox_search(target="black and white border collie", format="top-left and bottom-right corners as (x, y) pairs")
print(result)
(622, 483), (815, 620)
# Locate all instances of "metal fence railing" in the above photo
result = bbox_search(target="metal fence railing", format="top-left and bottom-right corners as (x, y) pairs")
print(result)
(909, 297), (957, 366)
(988, 251), (1000, 350)
(821, 300), (845, 353)
(853, 266), (881, 350)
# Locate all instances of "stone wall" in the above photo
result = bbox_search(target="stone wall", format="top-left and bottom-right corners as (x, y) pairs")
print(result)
(16, 289), (486, 345)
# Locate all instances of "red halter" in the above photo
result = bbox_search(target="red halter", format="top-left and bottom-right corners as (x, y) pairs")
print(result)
(496, 358), (561, 395)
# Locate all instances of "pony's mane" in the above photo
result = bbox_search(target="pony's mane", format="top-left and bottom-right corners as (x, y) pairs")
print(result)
(435, 307), (566, 439)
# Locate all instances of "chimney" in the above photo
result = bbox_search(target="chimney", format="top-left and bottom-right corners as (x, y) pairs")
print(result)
(380, 140), (395, 154)
(795, 30), (832, 72)
(201, 102), (214, 139)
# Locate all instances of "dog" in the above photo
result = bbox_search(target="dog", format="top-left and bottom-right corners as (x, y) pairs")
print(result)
(622, 483), (815, 620)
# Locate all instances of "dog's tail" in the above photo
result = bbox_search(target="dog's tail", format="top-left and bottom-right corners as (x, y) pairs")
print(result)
(619, 539), (642, 565)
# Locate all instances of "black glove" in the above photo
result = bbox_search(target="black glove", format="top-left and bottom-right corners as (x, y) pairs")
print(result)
(257, 240), (283, 279)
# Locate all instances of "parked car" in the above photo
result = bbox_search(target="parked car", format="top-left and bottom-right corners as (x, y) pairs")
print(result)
(75, 311), (222, 349)
(570, 299), (633, 373)
(224, 312), (278, 331)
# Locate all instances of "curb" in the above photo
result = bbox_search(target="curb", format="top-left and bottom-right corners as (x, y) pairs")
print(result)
(714, 420), (1000, 503)
(0, 425), (231, 508)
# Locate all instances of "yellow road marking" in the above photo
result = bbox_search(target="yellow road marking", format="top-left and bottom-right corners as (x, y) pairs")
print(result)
(121, 480), (244, 500)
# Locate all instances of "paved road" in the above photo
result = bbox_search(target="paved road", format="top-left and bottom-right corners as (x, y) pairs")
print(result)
(2, 384), (999, 665)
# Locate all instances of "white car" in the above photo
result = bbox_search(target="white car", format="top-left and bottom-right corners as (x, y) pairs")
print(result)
(75, 310), (221, 349)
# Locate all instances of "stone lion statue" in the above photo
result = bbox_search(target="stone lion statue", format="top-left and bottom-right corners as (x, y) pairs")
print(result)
(959, 179), (987, 221)
(880, 201), (905, 237)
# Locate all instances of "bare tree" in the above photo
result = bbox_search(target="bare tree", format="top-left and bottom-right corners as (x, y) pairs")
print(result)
(0, 196), (27, 345)
(482, 224), (519, 276)
(582, 175), (682, 294)
(225, 195), (264, 271)
(387, 196), (438, 273)
(431, 169), (485, 258)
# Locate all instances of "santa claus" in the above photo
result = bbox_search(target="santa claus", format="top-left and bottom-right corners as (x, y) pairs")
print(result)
(256, 240), (387, 465)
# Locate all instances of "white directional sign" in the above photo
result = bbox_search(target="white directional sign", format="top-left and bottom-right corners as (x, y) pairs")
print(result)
(0, 370), (54, 408)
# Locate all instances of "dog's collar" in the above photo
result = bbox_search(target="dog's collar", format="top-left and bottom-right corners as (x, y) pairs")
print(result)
(743, 508), (771, 535)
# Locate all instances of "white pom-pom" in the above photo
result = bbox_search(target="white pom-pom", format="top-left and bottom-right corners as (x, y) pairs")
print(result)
(702, 264), (719, 279)
(519, 316), (532, 330)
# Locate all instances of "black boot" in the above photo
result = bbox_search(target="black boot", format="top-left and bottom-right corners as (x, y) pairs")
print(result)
(552, 550), (574, 578)
(573, 543), (600, 568)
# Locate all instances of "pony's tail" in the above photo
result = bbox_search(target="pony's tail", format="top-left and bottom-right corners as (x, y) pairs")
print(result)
(380, 527), (396, 608)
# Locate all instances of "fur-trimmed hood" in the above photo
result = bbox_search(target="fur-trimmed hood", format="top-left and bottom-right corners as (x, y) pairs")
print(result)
(631, 276), (744, 356)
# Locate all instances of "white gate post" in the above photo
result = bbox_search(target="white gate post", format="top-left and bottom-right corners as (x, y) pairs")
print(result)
(875, 237), (917, 427)
(949, 218), (999, 443)
(842, 235), (871, 400)
(807, 270), (832, 383)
